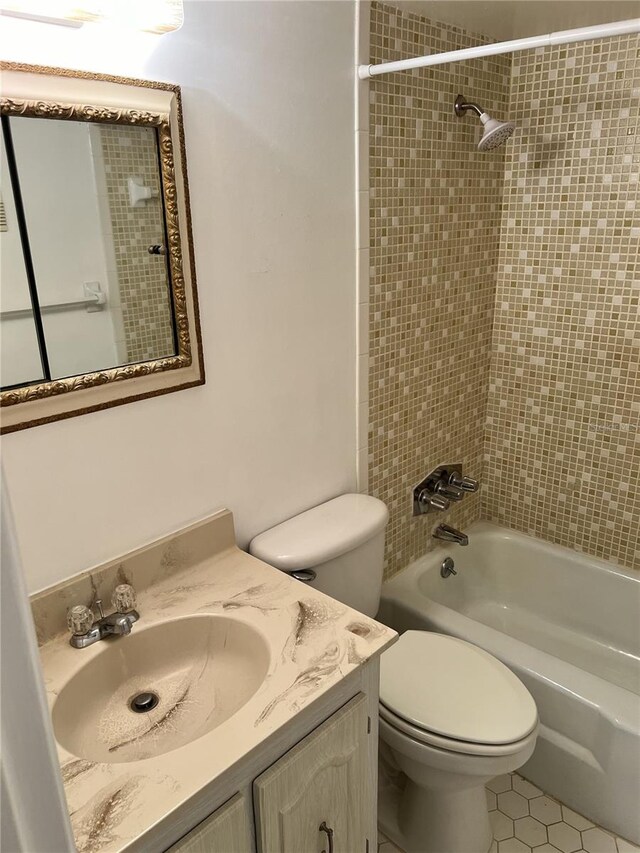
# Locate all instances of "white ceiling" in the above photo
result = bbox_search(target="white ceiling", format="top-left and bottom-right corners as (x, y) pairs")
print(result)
(391, 1), (640, 41)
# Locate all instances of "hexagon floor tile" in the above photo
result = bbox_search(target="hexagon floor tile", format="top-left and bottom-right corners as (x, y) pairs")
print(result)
(515, 816), (548, 847)
(529, 796), (563, 826)
(378, 772), (638, 853)
(491, 809), (515, 842)
(498, 791), (530, 820)
(548, 821), (583, 852)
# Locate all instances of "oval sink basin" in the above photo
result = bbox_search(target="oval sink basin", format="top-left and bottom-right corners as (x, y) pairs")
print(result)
(52, 615), (270, 763)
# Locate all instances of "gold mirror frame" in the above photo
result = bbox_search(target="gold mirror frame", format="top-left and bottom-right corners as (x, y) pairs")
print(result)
(0, 63), (204, 433)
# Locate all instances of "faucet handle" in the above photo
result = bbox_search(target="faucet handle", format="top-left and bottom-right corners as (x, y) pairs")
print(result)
(449, 471), (479, 492)
(435, 481), (464, 501)
(67, 604), (94, 636)
(417, 489), (450, 512)
(112, 583), (136, 613)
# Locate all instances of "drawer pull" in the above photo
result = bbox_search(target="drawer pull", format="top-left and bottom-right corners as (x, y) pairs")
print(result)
(319, 821), (334, 853)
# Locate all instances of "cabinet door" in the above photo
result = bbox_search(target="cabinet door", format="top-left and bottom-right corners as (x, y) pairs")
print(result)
(168, 792), (252, 853)
(254, 694), (370, 853)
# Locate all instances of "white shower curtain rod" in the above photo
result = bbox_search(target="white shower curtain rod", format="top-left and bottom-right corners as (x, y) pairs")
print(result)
(358, 18), (640, 79)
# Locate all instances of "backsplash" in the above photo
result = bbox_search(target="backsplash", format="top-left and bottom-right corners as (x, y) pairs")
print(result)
(484, 34), (640, 569)
(30, 511), (235, 645)
(368, 2), (511, 579)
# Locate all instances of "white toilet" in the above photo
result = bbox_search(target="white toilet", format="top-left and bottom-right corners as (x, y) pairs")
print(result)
(250, 494), (538, 853)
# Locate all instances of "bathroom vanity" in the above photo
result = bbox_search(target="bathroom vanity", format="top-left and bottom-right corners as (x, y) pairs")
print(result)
(170, 693), (370, 853)
(30, 510), (396, 853)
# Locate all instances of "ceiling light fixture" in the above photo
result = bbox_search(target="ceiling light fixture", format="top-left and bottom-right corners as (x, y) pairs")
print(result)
(0, 0), (183, 33)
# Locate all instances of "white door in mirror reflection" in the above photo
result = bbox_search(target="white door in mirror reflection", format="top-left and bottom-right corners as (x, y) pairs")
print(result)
(0, 115), (177, 391)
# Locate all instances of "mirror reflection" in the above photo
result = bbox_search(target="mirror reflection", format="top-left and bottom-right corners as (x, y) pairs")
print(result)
(0, 115), (177, 391)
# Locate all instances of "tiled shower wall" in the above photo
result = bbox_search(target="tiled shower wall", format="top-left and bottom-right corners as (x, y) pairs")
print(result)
(99, 124), (175, 364)
(484, 35), (640, 569)
(368, 2), (511, 578)
(368, 4), (639, 576)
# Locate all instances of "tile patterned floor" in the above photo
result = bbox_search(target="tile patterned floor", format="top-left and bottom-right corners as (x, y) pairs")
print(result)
(378, 772), (639, 853)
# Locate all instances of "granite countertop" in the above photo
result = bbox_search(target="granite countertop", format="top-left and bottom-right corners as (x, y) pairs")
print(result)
(33, 509), (397, 853)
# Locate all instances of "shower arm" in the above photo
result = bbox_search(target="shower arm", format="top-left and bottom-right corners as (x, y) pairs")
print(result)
(454, 98), (484, 119)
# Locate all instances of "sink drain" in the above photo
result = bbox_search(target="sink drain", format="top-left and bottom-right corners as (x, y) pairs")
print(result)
(130, 691), (160, 713)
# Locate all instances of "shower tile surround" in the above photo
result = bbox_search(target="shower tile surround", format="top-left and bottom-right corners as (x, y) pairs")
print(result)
(367, 2), (640, 576)
(485, 34), (640, 569)
(368, 2), (511, 578)
(99, 124), (176, 364)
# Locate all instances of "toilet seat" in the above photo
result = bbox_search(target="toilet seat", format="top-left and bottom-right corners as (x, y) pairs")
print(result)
(380, 631), (537, 751)
(379, 702), (536, 757)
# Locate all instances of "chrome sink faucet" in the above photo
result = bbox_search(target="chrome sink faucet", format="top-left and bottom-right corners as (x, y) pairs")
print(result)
(67, 584), (139, 648)
(433, 524), (469, 546)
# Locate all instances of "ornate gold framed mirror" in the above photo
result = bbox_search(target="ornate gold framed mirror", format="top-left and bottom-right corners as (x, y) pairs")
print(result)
(0, 63), (204, 433)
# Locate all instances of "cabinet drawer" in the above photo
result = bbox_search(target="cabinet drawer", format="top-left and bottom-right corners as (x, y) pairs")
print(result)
(254, 694), (370, 853)
(167, 792), (252, 853)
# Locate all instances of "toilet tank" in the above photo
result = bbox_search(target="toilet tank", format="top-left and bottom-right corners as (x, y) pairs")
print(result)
(249, 494), (388, 617)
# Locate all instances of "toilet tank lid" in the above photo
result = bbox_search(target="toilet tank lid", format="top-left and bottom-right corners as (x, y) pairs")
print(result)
(249, 494), (388, 571)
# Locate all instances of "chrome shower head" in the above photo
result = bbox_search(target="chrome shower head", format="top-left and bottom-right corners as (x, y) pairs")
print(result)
(454, 94), (515, 151)
(477, 113), (516, 151)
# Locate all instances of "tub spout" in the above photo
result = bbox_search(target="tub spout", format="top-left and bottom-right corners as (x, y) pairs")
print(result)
(433, 524), (468, 546)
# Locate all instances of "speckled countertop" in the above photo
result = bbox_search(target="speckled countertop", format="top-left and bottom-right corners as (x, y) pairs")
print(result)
(32, 509), (396, 853)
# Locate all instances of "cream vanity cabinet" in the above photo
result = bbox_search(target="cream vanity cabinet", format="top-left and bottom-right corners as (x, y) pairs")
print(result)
(167, 694), (373, 853)
(167, 793), (252, 853)
(254, 695), (369, 853)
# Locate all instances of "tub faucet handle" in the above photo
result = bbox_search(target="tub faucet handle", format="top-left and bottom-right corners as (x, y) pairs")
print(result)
(435, 481), (464, 501)
(449, 471), (479, 492)
(417, 489), (450, 512)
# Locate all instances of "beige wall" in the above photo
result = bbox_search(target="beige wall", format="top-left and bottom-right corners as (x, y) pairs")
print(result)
(1, 1), (358, 593)
(368, 1), (511, 579)
(484, 33), (640, 570)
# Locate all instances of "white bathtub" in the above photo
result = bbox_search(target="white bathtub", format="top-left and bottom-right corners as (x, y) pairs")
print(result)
(378, 522), (640, 843)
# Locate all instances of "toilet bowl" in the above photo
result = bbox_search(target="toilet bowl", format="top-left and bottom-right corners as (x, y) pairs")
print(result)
(249, 495), (539, 853)
(378, 631), (538, 853)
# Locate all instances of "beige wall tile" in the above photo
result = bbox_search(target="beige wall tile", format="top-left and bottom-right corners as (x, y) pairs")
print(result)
(369, 3), (639, 576)
(368, 1), (509, 578)
(99, 124), (176, 364)
(484, 35), (640, 570)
